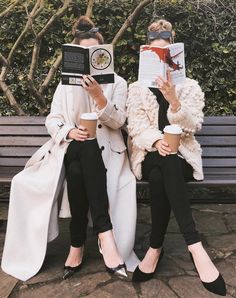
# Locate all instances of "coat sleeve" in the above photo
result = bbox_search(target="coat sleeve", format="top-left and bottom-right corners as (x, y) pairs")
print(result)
(167, 80), (205, 134)
(95, 76), (127, 130)
(45, 83), (74, 145)
(126, 84), (163, 151)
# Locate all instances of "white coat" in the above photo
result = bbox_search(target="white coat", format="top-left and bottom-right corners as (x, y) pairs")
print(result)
(1, 74), (139, 281)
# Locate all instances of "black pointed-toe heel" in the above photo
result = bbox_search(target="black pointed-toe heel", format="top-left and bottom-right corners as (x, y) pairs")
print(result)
(132, 249), (164, 283)
(189, 252), (226, 296)
(98, 239), (128, 278)
(62, 263), (83, 280)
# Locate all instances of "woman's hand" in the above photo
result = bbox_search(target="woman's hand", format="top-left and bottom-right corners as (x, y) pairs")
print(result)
(154, 139), (171, 156)
(81, 75), (107, 109)
(67, 126), (89, 141)
(156, 70), (181, 112)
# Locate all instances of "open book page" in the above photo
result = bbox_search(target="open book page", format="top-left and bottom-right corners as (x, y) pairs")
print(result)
(168, 43), (186, 85)
(61, 44), (114, 85)
(89, 44), (114, 75)
(138, 42), (186, 88)
(138, 45), (167, 88)
(62, 44), (89, 77)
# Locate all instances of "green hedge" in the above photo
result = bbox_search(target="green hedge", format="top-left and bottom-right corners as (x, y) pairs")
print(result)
(0, 0), (235, 115)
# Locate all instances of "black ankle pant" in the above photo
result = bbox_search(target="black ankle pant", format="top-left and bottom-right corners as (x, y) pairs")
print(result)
(142, 152), (200, 248)
(64, 139), (112, 247)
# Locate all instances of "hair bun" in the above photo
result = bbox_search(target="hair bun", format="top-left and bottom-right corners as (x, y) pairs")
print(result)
(76, 16), (94, 32)
(148, 19), (172, 32)
(72, 15), (104, 44)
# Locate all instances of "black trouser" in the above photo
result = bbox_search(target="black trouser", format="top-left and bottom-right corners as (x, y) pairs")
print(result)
(64, 139), (112, 247)
(142, 152), (200, 248)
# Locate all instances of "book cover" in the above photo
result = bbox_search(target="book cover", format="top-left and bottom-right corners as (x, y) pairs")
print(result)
(138, 42), (186, 88)
(61, 44), (114, 85)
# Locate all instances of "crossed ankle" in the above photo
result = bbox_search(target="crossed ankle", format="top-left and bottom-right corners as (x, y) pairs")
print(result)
(188, 241), (203, 253)
(148, 247), (162, 255)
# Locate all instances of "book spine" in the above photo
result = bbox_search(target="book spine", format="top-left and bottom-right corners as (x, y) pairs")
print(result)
(84, 49), (90, 74)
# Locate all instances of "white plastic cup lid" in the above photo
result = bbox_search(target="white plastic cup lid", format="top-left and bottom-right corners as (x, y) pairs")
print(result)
(163, 124), (182, 134)
(80, 112), (98, 120)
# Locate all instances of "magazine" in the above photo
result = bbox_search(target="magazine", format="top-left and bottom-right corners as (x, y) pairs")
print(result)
(61, 43), (114, 85)
(138, 42), (186, 88)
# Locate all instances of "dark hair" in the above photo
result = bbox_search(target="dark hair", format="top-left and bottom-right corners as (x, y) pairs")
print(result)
(72, 16), (104, 45)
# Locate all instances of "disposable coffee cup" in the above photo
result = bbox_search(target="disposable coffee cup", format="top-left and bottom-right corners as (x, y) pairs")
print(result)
(80, 112), (98, 140)
(163, 124), (182, 154)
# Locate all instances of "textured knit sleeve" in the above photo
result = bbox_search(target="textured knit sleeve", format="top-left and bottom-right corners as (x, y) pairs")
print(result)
(167, 79), (205, 134)
(127, 84), (163, 151)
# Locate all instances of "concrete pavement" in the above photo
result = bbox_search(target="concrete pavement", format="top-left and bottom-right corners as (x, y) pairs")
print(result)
(0, 202), (236, 298)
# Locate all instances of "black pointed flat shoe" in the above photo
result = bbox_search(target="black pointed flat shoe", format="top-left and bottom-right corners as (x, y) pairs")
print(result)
(132, 249), (164, 282)
(62, 263), (83, 280)
(189, 252), (226, 296)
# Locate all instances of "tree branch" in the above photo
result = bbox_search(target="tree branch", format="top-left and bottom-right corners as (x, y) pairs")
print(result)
(27, 0), (73, 111)
(37, 0), (73, 40)
(27, 78), (47, 110)
(0, 0), (22, 18)
(1, 0), (44, 83)
(112, 0), (154, 46)
(0, 0), (44, 115)
(86, 0), (94, 18)
(29, 0), (72, 80)
(0, 81), (25, 115)
(0, 53), (8, 67)
(39, 53), (62, 96)
(7, 0), (44, 64)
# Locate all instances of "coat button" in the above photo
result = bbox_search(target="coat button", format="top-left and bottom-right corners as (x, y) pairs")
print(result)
(101, 146), (105, 151)
(98, 124), (102, 129)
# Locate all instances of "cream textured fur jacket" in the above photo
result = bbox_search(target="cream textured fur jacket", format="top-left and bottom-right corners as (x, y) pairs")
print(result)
(126, 78), (205, 181)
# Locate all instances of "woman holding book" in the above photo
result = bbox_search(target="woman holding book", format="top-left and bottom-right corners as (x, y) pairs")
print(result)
(2, 16), (139, 281)
(127, 19), (226, 296)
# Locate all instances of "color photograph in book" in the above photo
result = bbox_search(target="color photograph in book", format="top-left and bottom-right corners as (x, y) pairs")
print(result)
(61, 43), (114, 86)
(138, 42), (186, 88)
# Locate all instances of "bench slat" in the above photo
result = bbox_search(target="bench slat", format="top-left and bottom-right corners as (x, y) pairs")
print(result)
(202, 147), (236, 157)
(185, 179), (236, 186)
(138, 178), (236, 187)
(0, 126), (48, 136)
(196, 136), (236, 146)
(202, 158), (236, 167)
(0, 147), (39, 157)
(1, 116), (235, 125)
(203, 116), (236, 125)
(0, 158), (29, 167)
(0, 116), (46, 125)
(198, 126), (236, 136)
(4, 146), (235, 158)
(0, 166), (23, 182)
(203, 167), (236, 174)
(0, 136), (50, 146)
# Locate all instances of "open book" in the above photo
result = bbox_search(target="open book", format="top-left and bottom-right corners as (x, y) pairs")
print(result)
(61, 43), (114, 85)
(138, 42), (186, 88)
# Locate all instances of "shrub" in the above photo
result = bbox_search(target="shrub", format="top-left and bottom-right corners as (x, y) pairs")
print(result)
(0, 0), (235, 115)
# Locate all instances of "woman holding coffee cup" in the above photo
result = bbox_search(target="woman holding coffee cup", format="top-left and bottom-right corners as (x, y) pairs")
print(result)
(126, 19), (226, 295)
(2, 16), (139, 281)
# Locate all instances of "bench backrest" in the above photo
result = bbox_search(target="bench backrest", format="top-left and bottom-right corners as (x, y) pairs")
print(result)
(0, 115), (236, 177)
(196, 116), (236, 176)
(0, 117), (49, 178)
